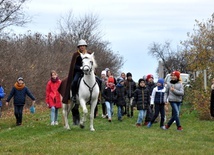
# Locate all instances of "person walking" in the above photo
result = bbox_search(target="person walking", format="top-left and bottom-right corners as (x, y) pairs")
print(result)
(102, 76), (117, 122)
(115, 77), (127, 121)
(144, 74), (156, 125)
(133, 78), (150, 127)
(46, 70), (62, 125)
(125, 72), (136, 118)
(6, 77), (35, 126)
(0, 82), (5, 117)
(147, 78), (166, 129)
(210, 78), (214, 117)
(163, 71), (184, 131)
(100, 70), (108, 118)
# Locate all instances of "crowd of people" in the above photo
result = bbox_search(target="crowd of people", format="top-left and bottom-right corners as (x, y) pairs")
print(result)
(1, 39), (213, 131)
(99, 69), (184, 131)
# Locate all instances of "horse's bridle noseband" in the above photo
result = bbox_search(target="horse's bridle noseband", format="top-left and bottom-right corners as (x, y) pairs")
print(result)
(82, 57), (93, 75)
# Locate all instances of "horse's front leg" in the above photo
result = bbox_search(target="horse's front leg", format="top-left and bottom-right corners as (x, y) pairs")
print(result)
(90, 100), (97, 131)
(79, 99), (88, 129)
(62, 102), (73, 130)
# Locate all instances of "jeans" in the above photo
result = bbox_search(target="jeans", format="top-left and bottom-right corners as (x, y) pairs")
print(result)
(14, 105), (24, 124)
(167, 102), (181, 127)
(117, 105), (122, 120)
(51, 107), (58, 122)
(151, 104), (165, 127)
(105, 101), (113, 119)
(136, 110), (147, 124)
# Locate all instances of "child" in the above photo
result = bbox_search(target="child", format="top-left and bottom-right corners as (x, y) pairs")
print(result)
(147, 78), (166, 129)
(6, 77), (35, 126)
(115, 77), (127, 121)
(133, 78), (150, 127)
(125, 72), (136, 118)
(100, 70), (108, 118)
(102, 76), (117, 122)
(163, 71), (184, 131)
(0, 83), (6, 117)
(46, 70), (62, 125)
(144, 74), (156, 125)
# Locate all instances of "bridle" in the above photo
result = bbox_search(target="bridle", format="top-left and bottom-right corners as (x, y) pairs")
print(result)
(81, 56), (97, 103)
(82, 57), (93, 75)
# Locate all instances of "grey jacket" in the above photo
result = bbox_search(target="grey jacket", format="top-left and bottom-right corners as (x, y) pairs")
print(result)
(164, 81), (184, 103)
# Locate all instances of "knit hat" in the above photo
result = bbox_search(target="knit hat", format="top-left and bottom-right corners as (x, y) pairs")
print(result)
(108, 76), (115, 83)
(17, 77), (24, 81)
(157, 78), (164, 90)
(117, 77), (124, 84)
(171, 71), (180, 79)
(157, 78), (164, 86)
(146, 74), (154, 81)
(126, 72), (132, 77)
(138, 78), (145, 85)
(101, 70), (106, 76)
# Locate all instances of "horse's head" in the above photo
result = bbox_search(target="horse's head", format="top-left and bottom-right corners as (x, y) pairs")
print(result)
(80, 52), (97, 75)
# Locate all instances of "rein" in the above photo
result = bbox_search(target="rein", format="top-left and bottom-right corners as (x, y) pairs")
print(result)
(83, 79), (97, 104)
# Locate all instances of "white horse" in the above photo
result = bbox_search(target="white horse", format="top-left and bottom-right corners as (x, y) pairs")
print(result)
(63, 52), (99, 131)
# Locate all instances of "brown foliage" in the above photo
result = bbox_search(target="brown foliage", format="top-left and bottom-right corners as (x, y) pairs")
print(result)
(0, 32), (123, 106)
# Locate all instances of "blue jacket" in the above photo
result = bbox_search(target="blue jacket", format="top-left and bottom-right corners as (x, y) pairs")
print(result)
(6, 86), (35, 105)
(0, 86), (5, 107)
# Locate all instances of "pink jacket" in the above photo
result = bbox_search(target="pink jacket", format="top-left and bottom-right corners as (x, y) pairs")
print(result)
(46, 79), (62, 108)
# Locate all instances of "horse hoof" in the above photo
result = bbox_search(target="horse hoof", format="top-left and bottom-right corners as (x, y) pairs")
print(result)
(64, 126), (71, 130)
(90, 128), (95, 132)
(80, 124), (85, 129)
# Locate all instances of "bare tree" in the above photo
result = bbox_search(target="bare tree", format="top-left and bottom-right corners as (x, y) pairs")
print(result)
(57, 11), (124, 77)
(0, 0), (30, 31)
(148, 41), (188, 76)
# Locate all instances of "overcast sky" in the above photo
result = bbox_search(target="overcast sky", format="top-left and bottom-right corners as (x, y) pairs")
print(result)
(10, 0), (214, 81)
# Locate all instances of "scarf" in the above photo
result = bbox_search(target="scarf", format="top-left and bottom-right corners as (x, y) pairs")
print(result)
(14, 82), (25, 90)
(170, 79), (179, 84)
(107, 82), (116, 92)
(51, 77), (59, 83)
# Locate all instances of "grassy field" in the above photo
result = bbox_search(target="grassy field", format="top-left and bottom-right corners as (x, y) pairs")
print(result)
(0, 103), (213, 155)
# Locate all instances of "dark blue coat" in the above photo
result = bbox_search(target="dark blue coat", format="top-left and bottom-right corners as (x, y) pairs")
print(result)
(6, 86), (35, 105)
(115, 84), (127, 106)
(133, 86), (150, 110)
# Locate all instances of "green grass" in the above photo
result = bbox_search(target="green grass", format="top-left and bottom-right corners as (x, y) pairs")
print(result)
(0, 103), (213, 155)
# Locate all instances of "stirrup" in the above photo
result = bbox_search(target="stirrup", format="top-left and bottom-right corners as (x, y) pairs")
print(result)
(72, 96), (76, 103)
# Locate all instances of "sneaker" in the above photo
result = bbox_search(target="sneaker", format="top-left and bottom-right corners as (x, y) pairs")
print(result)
(102, 114), (106, 118)
(51, 121), (55, 125)
(160, 126), (165, 130)
(108, 119), (112, 122)
(147, 122), (152, 128)
(144, 122), (149, 126)
(136, 123), (141, 127)
(177, 126), (183, 131)
(54, 121), (59, 125)
(163, 124), (170, 130)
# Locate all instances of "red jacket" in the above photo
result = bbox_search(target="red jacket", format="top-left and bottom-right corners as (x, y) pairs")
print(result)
(46, 79), (62, 108)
